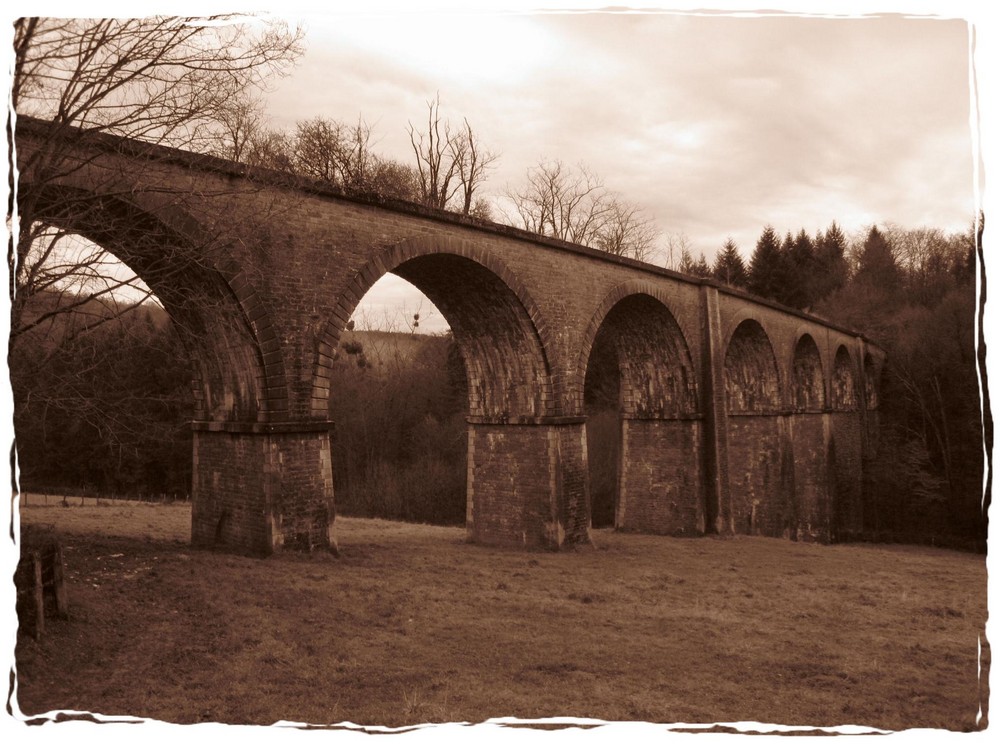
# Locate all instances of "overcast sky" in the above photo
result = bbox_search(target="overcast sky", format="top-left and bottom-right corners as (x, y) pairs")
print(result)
(243, 1), (985, 333)
(6, 1), (994, 334)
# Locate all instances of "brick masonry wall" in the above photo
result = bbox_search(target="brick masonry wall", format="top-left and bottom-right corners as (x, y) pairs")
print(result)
(726, 415), (791, 537)
(16, 124), (884, 553)
(831, 412), (864, 537)
(191, 428), (335, 555)
(467, 421), (591, 548)
(467, 423), (552, 547)
(191, 431), (272, 554)
(618, 418), (704, 535)
(789, 413), (831, 541)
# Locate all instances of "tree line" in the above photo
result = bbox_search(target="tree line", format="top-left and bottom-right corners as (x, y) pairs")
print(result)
(677, 219), (985, 548)
(212, 91), (663, 262)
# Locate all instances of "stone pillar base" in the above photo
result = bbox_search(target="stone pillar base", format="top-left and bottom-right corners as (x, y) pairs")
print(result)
(618, 417), (705, 535)
(466, 416), (591, 549)
(191, 421), (335, 555)
(789, 412), (832, 542)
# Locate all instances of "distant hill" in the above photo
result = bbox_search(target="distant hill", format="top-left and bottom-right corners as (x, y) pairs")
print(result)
(336, 328), (453, 371)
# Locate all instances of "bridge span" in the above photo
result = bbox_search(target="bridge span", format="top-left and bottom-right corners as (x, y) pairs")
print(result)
(15, 117), (884, 554)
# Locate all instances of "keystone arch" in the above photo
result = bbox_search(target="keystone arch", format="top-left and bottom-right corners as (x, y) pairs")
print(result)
(311, 236), (590, 548)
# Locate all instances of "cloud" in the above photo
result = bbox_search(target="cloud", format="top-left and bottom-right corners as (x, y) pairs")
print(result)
(263, 9), (975, 319)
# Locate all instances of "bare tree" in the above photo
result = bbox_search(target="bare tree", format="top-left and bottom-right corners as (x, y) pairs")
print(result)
(13, 16), (302, 148)
(408, 94), (460, 210)
(293, 117), (345, 182)
(244, 127), (295, 171)
(505, 160), (658, 261)
(451, 118), (499, 216)
(407, 95), (496, 215)
(366, 157), (421, 202)
(292, 116), (379, 190)
(11, 15), (302, 342)
(506, 160), (607, 242)
(663, 231), (692, 272)
(595, 199), (659, 262)
(208, 92), (266, 162)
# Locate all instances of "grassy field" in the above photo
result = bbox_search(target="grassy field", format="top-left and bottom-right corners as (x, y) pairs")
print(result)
(12, 501), (989, 732)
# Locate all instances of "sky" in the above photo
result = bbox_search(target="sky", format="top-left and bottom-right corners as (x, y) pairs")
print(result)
(234, 1), (983, 333)
(2, 1), (994, 330)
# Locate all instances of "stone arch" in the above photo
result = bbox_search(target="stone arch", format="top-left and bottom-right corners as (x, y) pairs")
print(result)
(312, 236), (553, 421)
(831, 346), (858, 411)
(579, 287), (702, 535)
(791, 333), (826, 411)
(576, 282), (698, 417)
(14, 182), (281, 423)
(724, 319), (780, 414)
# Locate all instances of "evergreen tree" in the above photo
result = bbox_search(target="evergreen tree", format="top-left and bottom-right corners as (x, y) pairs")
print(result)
(713, 238), (748, 288)
(747, 225), (785, 301)
(785, 228), (816, 309)
(677, 246), (697, 275)
(814, 221), (849, 301)
(856, 225), (900, 287)
(692, 252), (712, 278)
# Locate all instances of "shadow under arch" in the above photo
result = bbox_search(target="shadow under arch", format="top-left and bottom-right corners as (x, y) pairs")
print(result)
(724, 319), (781, 415)
(831, 345), (859, 411)
(13, 182), (285, 424)
(789, 333), (830, 540)
(723, 319), (789, 536)
(312, 235), (555, 421)
(830, 344), (864, 537)
(579, 285), (702, 534)
(791, 333), (826, 411)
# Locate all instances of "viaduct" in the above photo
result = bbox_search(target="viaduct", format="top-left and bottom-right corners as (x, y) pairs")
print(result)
(14, 117), (885, 555)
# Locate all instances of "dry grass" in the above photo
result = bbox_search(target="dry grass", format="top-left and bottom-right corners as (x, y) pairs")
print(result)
(13, 501), (989, 731)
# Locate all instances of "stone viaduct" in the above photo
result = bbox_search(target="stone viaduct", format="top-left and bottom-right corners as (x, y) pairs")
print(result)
(14, 117), (885, 555)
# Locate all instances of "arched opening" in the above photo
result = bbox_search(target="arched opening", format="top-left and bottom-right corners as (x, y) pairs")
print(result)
(792, 334), (825, 411)
(12, 182), (288, 552)
(790, 334), (828, 540)
(830, 345), (863, 537)
(724, 320), (780, 415)
(832, 346), (858, 411)
(322, 248), (556, 545)
(327, 275), (467, 526)
(14, 185), (271, 423)
(11, 225), (195, 503)
(582, 293), (700, 534)
(724, 319), (786, 536)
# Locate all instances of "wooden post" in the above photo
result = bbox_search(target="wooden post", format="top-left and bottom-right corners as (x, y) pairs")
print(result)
(49, 544), (70, 619)
(30, 551), (44, 640)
